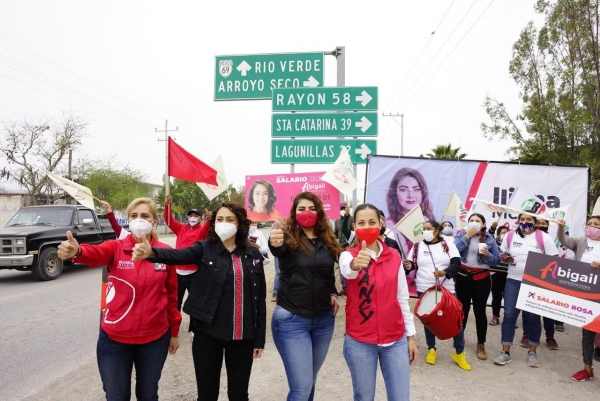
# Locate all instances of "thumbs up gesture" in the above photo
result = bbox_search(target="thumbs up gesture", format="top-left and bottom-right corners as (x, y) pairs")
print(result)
(352, 241), (371, 271)
(132, 235), (155, 261)
(58, 230), (80, 260)
(270, 220), (284, 248)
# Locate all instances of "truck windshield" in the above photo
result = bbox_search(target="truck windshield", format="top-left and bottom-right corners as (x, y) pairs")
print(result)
(6, 207), (73, 227)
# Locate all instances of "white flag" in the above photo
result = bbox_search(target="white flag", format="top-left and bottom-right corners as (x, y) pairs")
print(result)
(546, 204), (573, 257)
(197, 155), (228, 201)
(506, 187), (547, 216)
(442, 190), (468, 229)
(46, 171), (95, 210)
(396, 205), (425, 244)
(593, 197), (600, 216)
(320, 147), (357, 197)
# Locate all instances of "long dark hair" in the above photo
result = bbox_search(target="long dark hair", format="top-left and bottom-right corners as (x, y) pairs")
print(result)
(248, 179), (277, 213)
(284, 192), (341, 258)
(515, 211), (538, 238)
(207, 201), (251, 246)
(386, 167), (435, 223)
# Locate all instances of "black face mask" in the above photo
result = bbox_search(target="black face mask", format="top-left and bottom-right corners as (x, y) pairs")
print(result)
(380, 226), (386, 236)
(537, 226), (549, 233)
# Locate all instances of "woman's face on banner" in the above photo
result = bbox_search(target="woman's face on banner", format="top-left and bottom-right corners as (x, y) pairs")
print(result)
(252, 183), (269, 212)
(396, 175), (422, 213)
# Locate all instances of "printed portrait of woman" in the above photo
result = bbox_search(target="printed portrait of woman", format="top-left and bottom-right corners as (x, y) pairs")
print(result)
(247, 179), (283, 222)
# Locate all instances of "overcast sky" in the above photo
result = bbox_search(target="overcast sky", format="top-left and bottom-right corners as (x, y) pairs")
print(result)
(0, 0), (542, 198)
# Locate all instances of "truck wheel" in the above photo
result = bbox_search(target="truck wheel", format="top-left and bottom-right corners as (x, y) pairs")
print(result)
(32, 247), (63, 281)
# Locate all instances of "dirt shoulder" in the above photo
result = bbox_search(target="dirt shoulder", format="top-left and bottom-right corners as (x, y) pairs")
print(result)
(25, 267), (599, 401)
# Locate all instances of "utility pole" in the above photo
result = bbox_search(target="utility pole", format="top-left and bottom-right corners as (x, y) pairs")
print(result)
(382, 113), (404, 156)
(156, 120), (178, 196)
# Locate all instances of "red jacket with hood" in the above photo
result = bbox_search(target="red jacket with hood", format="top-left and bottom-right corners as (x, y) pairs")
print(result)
(164, 204), (209, 272)
(74, 235), (181, 344)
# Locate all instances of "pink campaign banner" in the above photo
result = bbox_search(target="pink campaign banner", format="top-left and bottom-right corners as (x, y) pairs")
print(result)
(245, 172), (340, 222)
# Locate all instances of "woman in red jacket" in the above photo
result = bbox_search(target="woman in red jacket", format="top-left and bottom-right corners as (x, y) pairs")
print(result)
(340, 203), (417, 400)
(57, 197), (181, 401)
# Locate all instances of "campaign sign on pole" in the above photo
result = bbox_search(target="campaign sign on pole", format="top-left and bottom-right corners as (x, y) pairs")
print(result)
(245, 172), (340, 222)
(516, 253), (600, 333)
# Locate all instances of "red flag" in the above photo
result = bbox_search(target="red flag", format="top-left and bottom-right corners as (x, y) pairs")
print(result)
(168, 137), (218, 185)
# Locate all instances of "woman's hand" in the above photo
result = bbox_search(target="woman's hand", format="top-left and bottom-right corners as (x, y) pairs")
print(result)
(270, 221), (284, 248)
(407, 336), (418, 365)
(331, 296), (340, 316)
(433, 270), (446, 278)
(165, 195), (172, 206)
(352, 241), (371, 270)
(591, 261), (600, 270)
(557, 219), (567, 228)
(169, 337), (179, 355)
(403, 260), (413, 271)
(500, 253), (514, 264)
(100, 201), (112, 213)
(465, 227), (480, 238)
(250, 241), (260, 249)
(132, 235), (156, 261)
(480, 246), (489, 256)
(58, 231), (80, 260)
(253, 349), (263, 359)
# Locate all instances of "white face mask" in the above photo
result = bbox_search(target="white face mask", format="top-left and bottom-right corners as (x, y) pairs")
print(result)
(215, 222), (237, 241)
(129, 218), (154, 238)
(249, 225), (258, 234)
(500, 234), (506, 241)
(188, 217), (199, 226)
(422, 230), (435, 242)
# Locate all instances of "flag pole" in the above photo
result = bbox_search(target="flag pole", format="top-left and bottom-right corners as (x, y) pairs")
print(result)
(156, 120), (178, 234)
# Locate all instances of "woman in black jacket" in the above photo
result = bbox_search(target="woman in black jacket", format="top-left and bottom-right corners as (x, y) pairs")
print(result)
(132, 201), (266, 401)
(269, 192), (342, 401)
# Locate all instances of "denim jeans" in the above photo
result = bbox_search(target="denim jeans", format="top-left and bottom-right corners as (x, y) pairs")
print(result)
(273, 257), (280, 294)
(501, 278), (541, 347)
(522, 315), (556, 339)
(343, 334), (410, 401)
(271, 305), (335, 401)
(97, 328), (170, 401)
(417, 291), (465, 353)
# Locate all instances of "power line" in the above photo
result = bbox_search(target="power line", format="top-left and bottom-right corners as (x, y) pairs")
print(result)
(0, 32), (163, 121)
(0, 54), (153, 130)
(384, 0), (457, 112)
(391, 0), (480, 111)
(397, 0), (496, 111)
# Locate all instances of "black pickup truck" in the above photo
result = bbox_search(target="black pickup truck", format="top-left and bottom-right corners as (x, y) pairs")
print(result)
(0, 205), (116, 280)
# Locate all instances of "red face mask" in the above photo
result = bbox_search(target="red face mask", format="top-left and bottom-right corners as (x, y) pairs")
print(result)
(355, 227), (381, 245)
(296, 210), (318, 228)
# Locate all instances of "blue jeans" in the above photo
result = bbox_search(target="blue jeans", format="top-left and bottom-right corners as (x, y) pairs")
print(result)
(271, 305), (335, 401)
(417, 291), (465, 353)
(274, 257), (280, 294)
(343, 334), (410, 401)
(522, 315), (557, 339)
(97, 328), (170, 401)
(501, 278), (541, 347)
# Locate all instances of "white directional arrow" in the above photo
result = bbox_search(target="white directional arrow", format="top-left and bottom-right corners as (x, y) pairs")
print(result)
(236, 60), (252, 76)
(355, 116), (373, 133)
(303, 76), (320, 87)
(355, 143), (372, 160)
(355, 90), (373, 107)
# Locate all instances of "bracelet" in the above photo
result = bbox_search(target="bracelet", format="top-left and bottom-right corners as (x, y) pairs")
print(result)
(75, 247), (82, 257)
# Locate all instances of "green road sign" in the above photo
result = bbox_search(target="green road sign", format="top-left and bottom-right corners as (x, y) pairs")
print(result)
(272, 87), (378, 112)
(271, 112), (378, 137)
(214, 52), (324, 100)
(271, 139), (377, 164)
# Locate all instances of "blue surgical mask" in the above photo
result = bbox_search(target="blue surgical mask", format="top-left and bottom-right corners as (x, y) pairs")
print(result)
(467, 222), (481, 231)
(441, 227), (453, 235)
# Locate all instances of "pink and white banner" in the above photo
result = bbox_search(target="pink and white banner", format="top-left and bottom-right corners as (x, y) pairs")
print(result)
(245, 172), (340, 221)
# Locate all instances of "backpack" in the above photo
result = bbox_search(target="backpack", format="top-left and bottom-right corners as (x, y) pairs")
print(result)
(412, 239), (450, 268)
(505, 229), (545, 254)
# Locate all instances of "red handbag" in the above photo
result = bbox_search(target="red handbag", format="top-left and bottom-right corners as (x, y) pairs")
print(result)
(414, 284), (464, 340)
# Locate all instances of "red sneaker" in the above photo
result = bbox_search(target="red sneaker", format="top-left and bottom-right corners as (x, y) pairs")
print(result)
(572, 369), (594, 382)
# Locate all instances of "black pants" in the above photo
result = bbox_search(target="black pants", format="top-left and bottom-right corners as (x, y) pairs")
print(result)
(490, 272), (507, 317)
(192, 330), (254, 401)
(177, 272), (196, 332)
(455, 273), (492, 344)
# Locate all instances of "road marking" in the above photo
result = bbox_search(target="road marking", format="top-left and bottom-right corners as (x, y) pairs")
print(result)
(0, 275), (99, 302)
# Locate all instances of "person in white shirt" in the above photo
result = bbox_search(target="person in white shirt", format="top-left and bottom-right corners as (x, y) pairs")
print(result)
(249, 222), (269, 264)
(494, 212), (558, 368)
(340, 203), (417, 400)
(403, 220), (470, 370)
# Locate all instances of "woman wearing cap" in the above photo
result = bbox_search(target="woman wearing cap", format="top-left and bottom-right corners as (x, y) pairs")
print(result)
(247, 179), (282, 222)
(131, 201), (267, 401)
(269, 192), (342, 401)
(164, 196), (210, 334)
(57, 198), (181, 400)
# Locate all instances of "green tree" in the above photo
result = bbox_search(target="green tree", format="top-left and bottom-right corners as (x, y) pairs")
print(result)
(72, 157), (153, 211)
(481, 0), (600, 202)
(424, 143), (467, 159)
(156, 179), (234, 220)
